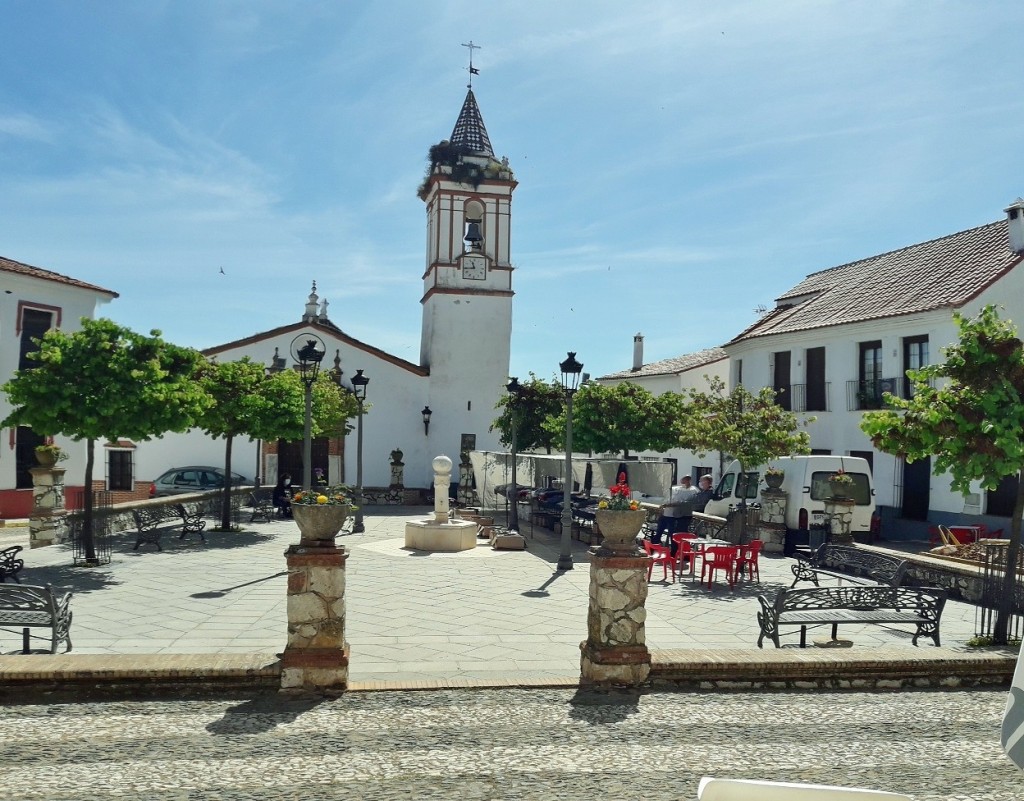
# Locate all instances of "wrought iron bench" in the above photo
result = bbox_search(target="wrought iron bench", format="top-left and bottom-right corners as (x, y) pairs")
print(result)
(0, 545), (24, 583)
(757, 585), (946, 648)
(791, 543), (908, 588)
(131, 504), (206, 550)
(0, 583), (73, 653)
(248, 490), (276, 523)
(172, 503), (207, 542)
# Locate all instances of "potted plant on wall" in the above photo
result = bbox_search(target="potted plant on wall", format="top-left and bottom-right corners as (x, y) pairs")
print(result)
(290, 485), (357, 544)
(828, 469), (855, 500)
(763, 465), (785, 489)
(34, 443), (68, 468)
(594, 473), (646, 555)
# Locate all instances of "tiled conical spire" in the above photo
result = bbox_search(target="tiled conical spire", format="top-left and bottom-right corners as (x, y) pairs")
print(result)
(449, 89), (494, 157)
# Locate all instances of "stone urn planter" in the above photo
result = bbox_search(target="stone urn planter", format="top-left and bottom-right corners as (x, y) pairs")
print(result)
(595, 509), (647, 555)
(829, 479), (854, 501)
(34, 446), (65, 468)
(292, 504), (350, 545)
(764, 471), (784, 490)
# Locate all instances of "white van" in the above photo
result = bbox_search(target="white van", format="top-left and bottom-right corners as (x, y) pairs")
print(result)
(704, 455), (875, 554)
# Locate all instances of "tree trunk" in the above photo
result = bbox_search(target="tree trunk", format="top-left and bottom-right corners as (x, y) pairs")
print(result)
(736, 461), (748, 544)
(220, 435), (234, 530)
(82, 438), (97, 563)
(994, 468), (1024, 644)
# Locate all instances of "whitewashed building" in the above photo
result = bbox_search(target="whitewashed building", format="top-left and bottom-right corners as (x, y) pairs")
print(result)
(146, 88), (518, 493)
(597, 199), (1024, 537)
(723, 199), (1024, 536)
(597, 336), (729, 484)
(0, 256), (118, 517)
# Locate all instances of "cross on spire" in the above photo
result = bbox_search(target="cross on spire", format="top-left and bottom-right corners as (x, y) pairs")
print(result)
(462, 40), (480, 88)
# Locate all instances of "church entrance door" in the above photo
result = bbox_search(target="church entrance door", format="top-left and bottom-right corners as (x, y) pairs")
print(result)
(278, 438), (330, 485)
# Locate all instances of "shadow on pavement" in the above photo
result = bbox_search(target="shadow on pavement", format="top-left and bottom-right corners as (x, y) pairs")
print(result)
(191, 571), (288, 599)
(567, 687), (643, 724)
(17, 562), (120, 594)
(206, 693), (326, 736)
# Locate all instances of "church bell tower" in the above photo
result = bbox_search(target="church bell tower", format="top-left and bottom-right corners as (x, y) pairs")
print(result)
(419, 84), (516, 456)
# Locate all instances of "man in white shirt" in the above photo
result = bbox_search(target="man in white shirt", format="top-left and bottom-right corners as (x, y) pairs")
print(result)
(654, 475), (700, 544)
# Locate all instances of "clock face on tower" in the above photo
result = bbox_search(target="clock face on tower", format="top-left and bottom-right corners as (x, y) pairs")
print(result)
(461, 255), (487, 280)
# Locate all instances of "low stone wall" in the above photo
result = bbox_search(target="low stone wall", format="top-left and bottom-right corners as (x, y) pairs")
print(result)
(863, 544), (984, 603)
(648, 646), (1016, 690)
(60, 488), (249, 541)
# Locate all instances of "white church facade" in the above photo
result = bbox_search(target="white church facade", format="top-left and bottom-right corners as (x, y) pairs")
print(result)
(148, 88), (518, 494)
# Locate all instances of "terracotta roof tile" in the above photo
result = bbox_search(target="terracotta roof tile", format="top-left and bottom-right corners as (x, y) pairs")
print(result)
(730, 219), (1020, 343)
(599, 347), (728, 380)
(0, 255), (118, 297)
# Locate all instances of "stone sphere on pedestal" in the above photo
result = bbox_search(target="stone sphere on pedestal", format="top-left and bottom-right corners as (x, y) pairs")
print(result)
(433, 454), (453, 475)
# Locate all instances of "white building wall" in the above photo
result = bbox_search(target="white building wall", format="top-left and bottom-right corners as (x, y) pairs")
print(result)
(724, 296), (1024, 519)
(599, 357), (730, 483)
(137, 326), (430, 490)
(0, 272), (114, 490)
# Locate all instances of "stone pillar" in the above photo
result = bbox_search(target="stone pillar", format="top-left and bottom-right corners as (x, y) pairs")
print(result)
(281, 542), (349, 695)
(758, 488), (788, 553)
(433, 455), (452, 522)
(387, 448), (403, 506)
(580, 553), (651, 686)
(458, 452), (476, 507)
(29, 467), (67, 548)
(824, 498), (856, 544)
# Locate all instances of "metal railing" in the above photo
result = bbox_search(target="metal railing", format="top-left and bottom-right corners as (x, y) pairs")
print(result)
(67, 489), (114, 566)
(975, 540), (1024, 641)
(790, 383), (831, 413)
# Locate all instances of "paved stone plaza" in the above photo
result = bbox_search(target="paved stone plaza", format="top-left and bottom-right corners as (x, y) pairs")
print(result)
(1, 510), (1021, 798)
(0, 686), (1019, 800)
(0, 509), (982, 685)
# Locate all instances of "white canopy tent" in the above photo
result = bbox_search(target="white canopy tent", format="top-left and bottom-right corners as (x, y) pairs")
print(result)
(468, 451), (674, 512)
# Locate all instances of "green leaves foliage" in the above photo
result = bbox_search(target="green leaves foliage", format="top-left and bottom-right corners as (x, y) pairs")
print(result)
(860, 305), (1024, 495)
(539, 381), (689, 458)
(682, 376), (812, 472)
(491, 374), (564, 453)
(2, 318), (208, 441)
(860, 305), (1024, 645)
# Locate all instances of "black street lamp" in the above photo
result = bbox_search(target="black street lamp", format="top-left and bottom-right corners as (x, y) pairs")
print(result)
(292, 335), (326, 491)
(421, 405), (432, 436)
(557, 352), (583, 571)
(505, 376), (523, 532)
(350, 369), (369, 534)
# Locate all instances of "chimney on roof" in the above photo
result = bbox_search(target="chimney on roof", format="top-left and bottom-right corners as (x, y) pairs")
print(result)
(632, 332), (644, 371)
(1007, 198), (1024, 254)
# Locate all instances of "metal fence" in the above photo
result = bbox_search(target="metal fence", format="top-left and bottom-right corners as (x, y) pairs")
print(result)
(975, 540), (1024, 641)
(67, 489), (114, 566)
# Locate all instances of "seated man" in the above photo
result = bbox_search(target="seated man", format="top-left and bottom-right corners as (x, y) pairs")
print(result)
(656, 476), (699, 545)
(272, 473), (293, 518)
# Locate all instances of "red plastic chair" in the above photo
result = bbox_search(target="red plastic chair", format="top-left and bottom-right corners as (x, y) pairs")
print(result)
(700, 545), (739, 589)
(671, 533), (699, 578)
(735, 539), (764, 582)
(643, 540), (676, 582)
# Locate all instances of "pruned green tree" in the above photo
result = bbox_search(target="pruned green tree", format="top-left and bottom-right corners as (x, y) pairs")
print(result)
(491, 374), (563, 453)
(198, 361), (361, 528)
(197, 359), (298, 530)
(683, 376), (812, 538)
(861, 305), (1024, 644)
(542, 381), (689, 458)
(2, 319), (209, 562)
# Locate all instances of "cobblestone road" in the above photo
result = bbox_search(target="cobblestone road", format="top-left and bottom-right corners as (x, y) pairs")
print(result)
(1, 687), (1018, 800)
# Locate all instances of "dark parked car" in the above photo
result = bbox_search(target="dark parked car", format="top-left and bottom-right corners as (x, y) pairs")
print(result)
(149, 466), (251, 497)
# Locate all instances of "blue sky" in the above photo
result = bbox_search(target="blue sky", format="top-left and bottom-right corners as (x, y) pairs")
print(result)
(1, 1), (1022, 382)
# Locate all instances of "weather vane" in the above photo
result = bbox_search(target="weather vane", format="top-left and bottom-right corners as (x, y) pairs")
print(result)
(462, 40), (480, 88)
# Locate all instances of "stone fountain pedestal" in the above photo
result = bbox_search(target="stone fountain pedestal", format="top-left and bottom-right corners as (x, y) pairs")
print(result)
(405, 455), (477, 552)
